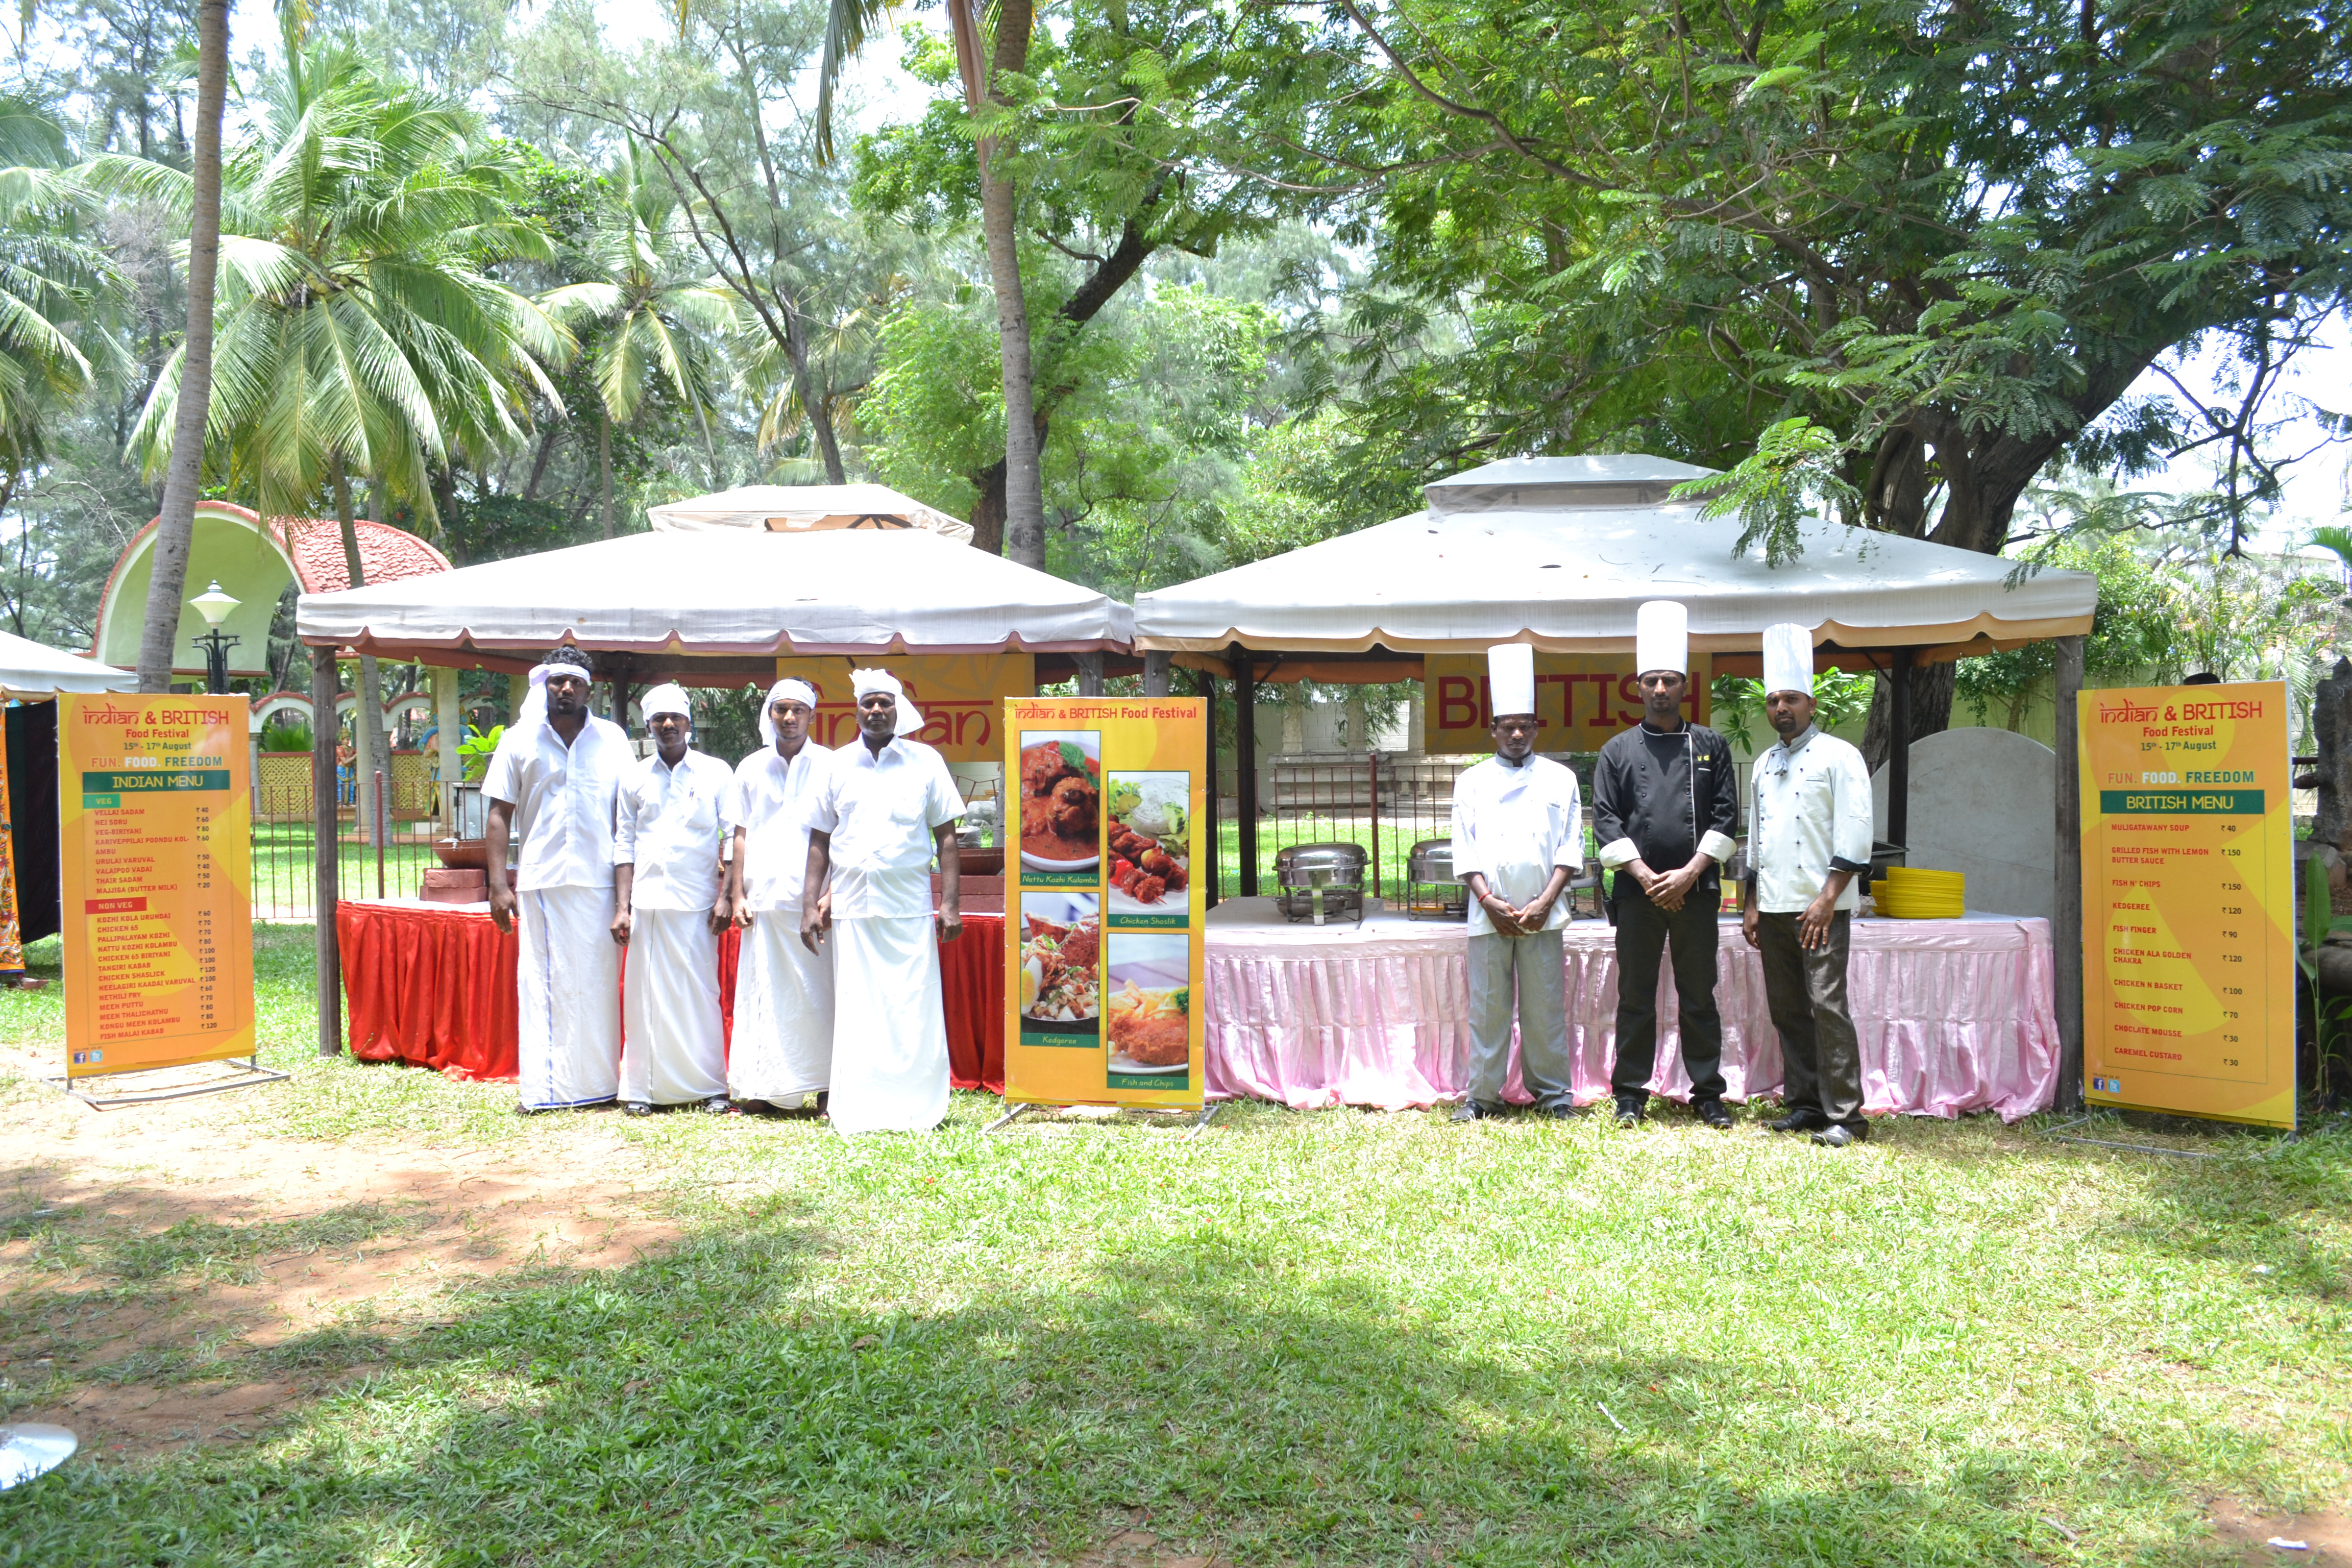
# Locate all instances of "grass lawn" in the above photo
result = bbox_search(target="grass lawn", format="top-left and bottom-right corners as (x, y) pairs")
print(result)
(0, 924), (2345, 1565)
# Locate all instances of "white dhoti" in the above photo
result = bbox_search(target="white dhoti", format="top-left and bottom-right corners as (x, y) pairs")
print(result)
(730, 910), (835, 1104)
(827, 915), (949, 1135)
(619, 907), (728, 1106)
(517, 885), (622, 1110)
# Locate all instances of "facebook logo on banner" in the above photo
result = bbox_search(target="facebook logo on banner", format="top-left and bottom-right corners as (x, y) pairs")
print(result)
(2092, 1075), (2122, 1095)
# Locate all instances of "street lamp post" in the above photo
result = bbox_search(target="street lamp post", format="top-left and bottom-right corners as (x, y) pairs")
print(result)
(188, 580), (241, 695)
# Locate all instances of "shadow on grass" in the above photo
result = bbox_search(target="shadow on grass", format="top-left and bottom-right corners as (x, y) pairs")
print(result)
(0, 1188), (2216, 1568)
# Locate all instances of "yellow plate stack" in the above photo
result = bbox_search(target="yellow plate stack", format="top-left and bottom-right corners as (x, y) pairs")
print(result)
(1875, 867), (1965, 919)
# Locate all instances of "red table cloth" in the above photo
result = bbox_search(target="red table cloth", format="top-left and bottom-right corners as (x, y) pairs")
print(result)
(338, 899), (1005, 1093)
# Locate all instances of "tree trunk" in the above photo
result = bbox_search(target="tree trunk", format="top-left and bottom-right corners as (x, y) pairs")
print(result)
(978, 0), (1043, 568)
(332, 457), (391, 850)
(598, 412), (616, 540)
(133, 0), (229, 694)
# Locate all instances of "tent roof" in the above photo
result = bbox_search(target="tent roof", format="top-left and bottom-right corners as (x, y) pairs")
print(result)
(295, 527), (1132, 665)
(645, 483), (973, 543)
(1134, 457), (2094, 659)
(0, 628), (136, 696)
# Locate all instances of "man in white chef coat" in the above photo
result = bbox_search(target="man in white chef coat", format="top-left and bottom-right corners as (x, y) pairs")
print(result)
(484, 646), (634, 1112)
(800, 669), (965, 1134)
(612, 683), (732, 1116)
(1742, 623), (1877, 1148)
(1448, 643), (1583, 1121)
(722, 677), (835, 1112)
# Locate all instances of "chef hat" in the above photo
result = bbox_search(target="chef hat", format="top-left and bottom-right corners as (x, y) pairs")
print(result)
(1487, 643), (1536, 719)
(1762, 623), (1815, 697)
(756, 677), (818, 748)
(849, 668), (924, 737)
(641, 682), (691, 721)
(1635, 600), (1688, 677)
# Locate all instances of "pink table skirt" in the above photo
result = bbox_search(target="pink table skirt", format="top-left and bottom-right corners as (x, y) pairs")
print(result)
(1202, 899), (2059, 1121)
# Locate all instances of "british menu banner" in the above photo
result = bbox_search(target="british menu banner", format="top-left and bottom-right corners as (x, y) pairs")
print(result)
(1003, 698), (1205, 1109)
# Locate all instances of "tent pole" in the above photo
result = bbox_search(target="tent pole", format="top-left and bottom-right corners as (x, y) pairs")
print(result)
(2053, 633), (2085, 1112)
(1076, 652), (1104, 696)
(1233, 645), (1258, 897)
(311, 647), (342, 1057)
(1888, 649), (1915, 852)
(1142, 650), (1170, 697)
(432, 665), (460, 828)
(1196, 666), (1218, 911)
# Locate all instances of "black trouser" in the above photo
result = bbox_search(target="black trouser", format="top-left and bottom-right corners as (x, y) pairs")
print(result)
(1755, 910), (1863, 1128)
(1610, 876), (1728, 1105)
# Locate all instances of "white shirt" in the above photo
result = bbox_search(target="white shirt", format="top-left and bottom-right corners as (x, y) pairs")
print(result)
(614, 747), (732, 912)
(1748, 725), (1875, 914)
(1448, 753), (1583, 937)
(725, 740), (834, 914)
(481, 714), (632, 892)
(802, 734), (964, 919)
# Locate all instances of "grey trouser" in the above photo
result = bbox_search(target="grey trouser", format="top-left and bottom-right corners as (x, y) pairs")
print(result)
(1467, 927), (1571, 1112)
(1755, 910), (1863, 1127)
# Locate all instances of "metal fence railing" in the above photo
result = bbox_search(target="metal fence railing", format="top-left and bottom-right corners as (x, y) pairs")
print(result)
(251, 769), (452, 923)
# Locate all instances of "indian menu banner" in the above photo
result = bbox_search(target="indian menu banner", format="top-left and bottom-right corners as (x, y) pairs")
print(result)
(2079, 680), (2294, 1129)
(1003, 697), (1205, 1110)
(60, 694), (255, 1077)
(1423, 654), (1713, 753)
(774, 654), (1035, 763)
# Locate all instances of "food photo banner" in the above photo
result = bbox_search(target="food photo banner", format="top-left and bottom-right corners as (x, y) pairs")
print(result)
(59, 694), (255, 1077)
(1422, 654), (1713, 754)
(1003, 697), (1205, 1111)
(2078, 680), (2294, 1129)
(774, 654), (1035, 764)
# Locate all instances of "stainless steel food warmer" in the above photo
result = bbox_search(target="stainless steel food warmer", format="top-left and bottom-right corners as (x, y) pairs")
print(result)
(1399, 837), (1468, 920)
(1272, 841), (1367, 925)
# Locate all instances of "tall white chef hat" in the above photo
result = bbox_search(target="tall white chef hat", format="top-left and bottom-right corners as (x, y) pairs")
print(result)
(1762, 623), (1816, 697)
(849, 668), (924, 737)
(1487, 643), (1537, 719)
(757, 677), (818, 748)
(1634, 600), (1688, 677)
(640, 682), (691, 722)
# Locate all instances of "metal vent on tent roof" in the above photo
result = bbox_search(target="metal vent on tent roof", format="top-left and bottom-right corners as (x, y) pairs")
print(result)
(1424, 454), (1722, 517)
(646, 484), (974, 544)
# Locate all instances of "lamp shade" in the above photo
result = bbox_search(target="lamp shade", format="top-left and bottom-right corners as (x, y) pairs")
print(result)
(189, 580), (241, 628)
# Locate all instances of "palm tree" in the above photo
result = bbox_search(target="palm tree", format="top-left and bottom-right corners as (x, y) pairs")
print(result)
(540, 144), (737, 535)
(128, 0), (227, 694)
(816, 0), (1043, 565)
(108, 42), (567, 842)
(0, 94), (115, 520)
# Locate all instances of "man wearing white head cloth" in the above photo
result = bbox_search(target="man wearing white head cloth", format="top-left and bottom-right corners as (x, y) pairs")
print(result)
(799, 669), (965, 1134)
(720, 677), (836, 1111)
(1592, 600), (1743, 1128)
(484, 646), (634, 1111)
(1743, 624), (1876, 1148)
(611, 683), (733, 1115)
(1447, 643), (1583, 1120)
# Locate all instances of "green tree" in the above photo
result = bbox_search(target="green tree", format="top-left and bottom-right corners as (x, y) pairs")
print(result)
(0, 96), (115, 530)
(106, 39), (566, 840)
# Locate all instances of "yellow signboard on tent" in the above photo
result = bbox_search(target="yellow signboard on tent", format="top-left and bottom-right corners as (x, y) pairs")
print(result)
(1423, 653), (1712, 753)
(2079, 680), (2294, 1128)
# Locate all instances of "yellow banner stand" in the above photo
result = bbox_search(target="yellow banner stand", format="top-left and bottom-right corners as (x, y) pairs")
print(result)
(994, 696), (1211, 1134)
(2078, 680), (2295, 1129)
(56, 693), (275, 1106)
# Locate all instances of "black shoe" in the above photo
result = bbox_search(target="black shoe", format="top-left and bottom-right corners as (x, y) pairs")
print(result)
(1548, 1103), (1580, 1120)
(1810, 1123), (1866, 1148)
(623, 1101), (654, 1118)
(1450, 1101), (1494, 1123)
(1770, 1108), (1829, 1134)
(1614, 1098), (1646, 1127)
(702, 1096), (736, 1115)
(1695, 1099), (1734, 1130)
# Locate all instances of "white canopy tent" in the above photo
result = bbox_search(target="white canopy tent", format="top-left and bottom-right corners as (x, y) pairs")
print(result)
(1133, 455), (2095, 665)
(0, 629), (136, 698)
(644, 483), (973, 544)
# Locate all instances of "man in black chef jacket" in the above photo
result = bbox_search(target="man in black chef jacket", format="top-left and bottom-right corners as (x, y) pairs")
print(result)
(1593, 600), (1742, 1128)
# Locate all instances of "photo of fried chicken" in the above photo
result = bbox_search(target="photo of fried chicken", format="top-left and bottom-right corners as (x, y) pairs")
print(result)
(1109, 1009), (1188, 1066)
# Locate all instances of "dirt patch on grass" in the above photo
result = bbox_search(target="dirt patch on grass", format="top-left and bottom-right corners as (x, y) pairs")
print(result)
(2211, 1502), (2352, 1564)
(0, 1042), (678, 1458)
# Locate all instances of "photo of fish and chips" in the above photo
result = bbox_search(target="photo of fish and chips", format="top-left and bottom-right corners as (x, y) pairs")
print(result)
(1017, 731), (1100, 876)
(1105, 771), (1192, 921)
(1018, 891), (1100, 1045)
(1105, 933), (1191, 1082)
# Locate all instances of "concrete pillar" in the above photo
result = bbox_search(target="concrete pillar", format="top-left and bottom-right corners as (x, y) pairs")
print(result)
(433, 665), (461, 823)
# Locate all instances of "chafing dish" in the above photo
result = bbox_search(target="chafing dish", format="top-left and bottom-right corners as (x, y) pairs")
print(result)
(1272, 841), (1367, 925)
(1400, 837), (1468, 920)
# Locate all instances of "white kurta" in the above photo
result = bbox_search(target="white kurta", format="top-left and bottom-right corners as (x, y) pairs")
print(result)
(723, 741), (837, 1102)
(517, 886), (622, 1109)
(483, 713), (632, 1109)
(615, 748), (732, 1106)
(803, 735), (964, 1134)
